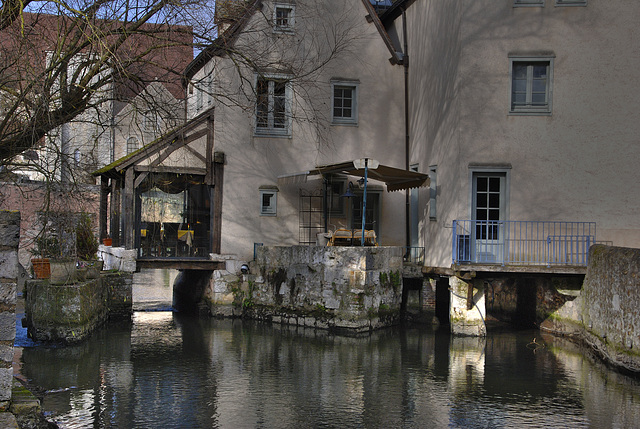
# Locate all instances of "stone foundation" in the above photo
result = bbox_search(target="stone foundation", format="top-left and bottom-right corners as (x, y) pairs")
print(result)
(542, 245), (640, 372)
(25, 272), (133, 344)
(449, 277), (487, 337)
(203, 246), (405, 332)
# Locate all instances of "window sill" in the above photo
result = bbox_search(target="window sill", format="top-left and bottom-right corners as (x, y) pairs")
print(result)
(273, 28), (294, 35)
(331, 121), (358, 127)
(508, 110), (552, 116)
(254, 129), (292, 139)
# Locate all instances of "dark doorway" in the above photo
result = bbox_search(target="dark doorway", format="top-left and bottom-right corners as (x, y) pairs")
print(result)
(435, 277), (450, 326)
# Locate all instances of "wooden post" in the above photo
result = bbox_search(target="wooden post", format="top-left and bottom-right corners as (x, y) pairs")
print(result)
(205, 114), (214, 186)
(211, 151), (225, 254)
(123, 168), (135, 249)
(110, 177), (121, 247)
(100, 176), (109, 240)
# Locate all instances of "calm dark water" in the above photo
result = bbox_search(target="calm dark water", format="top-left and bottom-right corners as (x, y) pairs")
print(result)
(14, 270), (640, 428)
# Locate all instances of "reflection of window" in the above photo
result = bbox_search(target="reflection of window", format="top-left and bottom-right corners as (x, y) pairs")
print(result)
(274, 4), (294, 32)
(255, 76), (291, 136)
(331, 81), (358, 125)
(126, 137), (139, 154)
(260, 189), (278, 216)
(510, 56), (553, 115)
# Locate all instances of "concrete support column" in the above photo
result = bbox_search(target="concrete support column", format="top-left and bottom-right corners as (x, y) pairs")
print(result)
(0, 211), (19, 405)
(449, 276), (487, 337)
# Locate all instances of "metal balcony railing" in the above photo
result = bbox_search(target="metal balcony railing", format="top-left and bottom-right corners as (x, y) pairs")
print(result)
(452, 220), (596, 267)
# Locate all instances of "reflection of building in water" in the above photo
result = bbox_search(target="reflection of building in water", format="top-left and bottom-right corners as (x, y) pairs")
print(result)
(132, 268), (178, 310)
(448, 336), (486, 390)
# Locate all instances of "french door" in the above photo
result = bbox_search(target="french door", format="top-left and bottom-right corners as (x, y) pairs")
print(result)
(472, 173), (506, 263)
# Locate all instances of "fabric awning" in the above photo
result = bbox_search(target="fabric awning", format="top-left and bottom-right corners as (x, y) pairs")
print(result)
(277, 160), (430, 192)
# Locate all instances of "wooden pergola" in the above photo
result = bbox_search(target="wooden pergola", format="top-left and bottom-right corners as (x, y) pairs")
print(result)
(93, 110), (224, 268)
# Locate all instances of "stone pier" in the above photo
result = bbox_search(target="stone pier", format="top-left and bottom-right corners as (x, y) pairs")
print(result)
(204, 245), (405, 332)
(449, 276), (487, 337)
(25, 272), (133, 344)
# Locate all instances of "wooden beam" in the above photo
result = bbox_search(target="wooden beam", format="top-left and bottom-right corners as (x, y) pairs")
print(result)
(100, 176), (110, 240)
(466, 282), (474, 310)
(110, 178), (121, 246)
(206, 116), (214, 185)
(212, 154), (224, 254)
(184, 144), (207, 164)
(136, 259), (225, 271)
(134, 165), (208, 175)
(123, 168), (135, 249)
(148, 128), (208, 169)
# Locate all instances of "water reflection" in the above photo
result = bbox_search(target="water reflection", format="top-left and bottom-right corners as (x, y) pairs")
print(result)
(17, 311), (640, 428)
(132, 269), (178, 311)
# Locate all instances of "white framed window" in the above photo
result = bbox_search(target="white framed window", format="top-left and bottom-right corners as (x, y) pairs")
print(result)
(331, 80), (358, 125)
(514, 0), (544, 6)
(260, 189), (278, 216)
(273, 4), (295, 33)
(509, 55), (554, 115)
(255, 75), (291, 137)
(555, 0), (586, 6)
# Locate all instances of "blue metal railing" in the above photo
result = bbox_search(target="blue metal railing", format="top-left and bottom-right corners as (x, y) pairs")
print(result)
(452, 220), (596, 267)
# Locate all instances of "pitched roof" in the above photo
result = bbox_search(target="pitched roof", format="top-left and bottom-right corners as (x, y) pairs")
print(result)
(184, 0), (262, 81)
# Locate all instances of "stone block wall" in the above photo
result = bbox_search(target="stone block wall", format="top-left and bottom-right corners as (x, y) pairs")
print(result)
(25, 272), (133, 344)
(103, 272), (133, 318)
(205, 246), (405, 332)
(543, 245), (640, 372)
(0, 211), (19, 403)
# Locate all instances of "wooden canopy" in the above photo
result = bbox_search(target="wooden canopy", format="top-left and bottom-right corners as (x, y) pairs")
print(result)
(277, 160), (430, 192)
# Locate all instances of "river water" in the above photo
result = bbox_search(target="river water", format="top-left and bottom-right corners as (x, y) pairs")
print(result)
(14, 270), (640, 428)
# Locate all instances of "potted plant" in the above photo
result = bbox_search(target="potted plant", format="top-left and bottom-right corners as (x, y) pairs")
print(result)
(102, 235), (112, 246)
(47, 212), (77, 285)
(76, 212), (102, 279)
(29, 236), (59, 279)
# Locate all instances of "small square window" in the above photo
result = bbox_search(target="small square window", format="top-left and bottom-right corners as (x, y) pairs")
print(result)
(514, 0), (544, 6)
(509, 56), (554, 115)
(331, 81), (358, 125)
(260, 190), (277, 216)
(274, 4), (294, 33)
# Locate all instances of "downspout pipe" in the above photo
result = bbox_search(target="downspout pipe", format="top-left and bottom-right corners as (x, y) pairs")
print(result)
(402, 7), (411, 250)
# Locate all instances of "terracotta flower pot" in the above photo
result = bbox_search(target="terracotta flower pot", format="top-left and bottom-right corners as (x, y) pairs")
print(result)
(103, 238), (112, 246)
(31, 258), (51, 279)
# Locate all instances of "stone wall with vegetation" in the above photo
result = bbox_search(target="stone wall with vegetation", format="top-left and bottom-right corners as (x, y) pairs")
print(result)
(205, 246), (405, 333)
(25, 272), (132, 344)
(0, 211), (19, 403)
(542, 245), (640, 372)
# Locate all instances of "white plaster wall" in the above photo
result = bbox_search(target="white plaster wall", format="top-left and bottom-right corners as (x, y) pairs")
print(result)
(188, 0), (407, 260)
(400, 0), (640, 268)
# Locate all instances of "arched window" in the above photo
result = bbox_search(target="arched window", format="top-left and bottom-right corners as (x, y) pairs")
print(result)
(127, 137), (139, 154)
